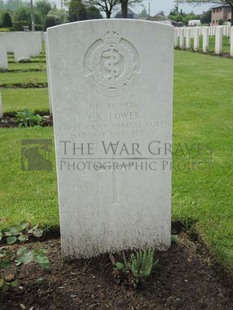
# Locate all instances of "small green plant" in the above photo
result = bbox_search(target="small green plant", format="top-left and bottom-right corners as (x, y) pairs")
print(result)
(15, 109), (47, 127)
(0, 247), (18, 291)
(130, 249), (155, 278)
(23, 77), (39, 88)
(113, 249), (156, 288)
(217, 19), (224, 26)
(0, 28), (11, 32)
(0, 221), (44, 245)
(0, 222), (50, 291)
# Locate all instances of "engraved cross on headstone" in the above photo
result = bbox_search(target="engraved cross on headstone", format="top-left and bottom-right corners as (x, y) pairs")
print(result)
(98, 153), (119, 205)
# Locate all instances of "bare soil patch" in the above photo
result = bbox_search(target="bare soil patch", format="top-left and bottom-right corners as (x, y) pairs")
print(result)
(1, 233), (233, 310)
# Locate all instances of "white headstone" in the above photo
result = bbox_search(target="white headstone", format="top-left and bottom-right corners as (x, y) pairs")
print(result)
(230, 26), (233, 57)
(44, 33), (53, 114)
(3, 32), (42, 61)
(174, 28), (179, 48)
(0, 34), (8, 70)
(223, 25), (227, 37)
(47, 20), (174, 259)
(215, 26), (223, 55)
(202, 27), (209, 53)
(28, 32), (43, 57)
(179, 28), (185, 49)
(209, 26), (213, 36)
(194, 27), (200, 51)
(3, 33), (14, 53)
(213, 26), (217, 36)
(185, 28), (191, 49)
(190, 27), (194, 38)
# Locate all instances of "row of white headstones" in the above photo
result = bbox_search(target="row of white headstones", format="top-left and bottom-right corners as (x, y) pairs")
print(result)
(0, 32), (44, 70)
(0, 31), (44, 118)
(1, 26), (232, 70)
(175, 25), (233, 56)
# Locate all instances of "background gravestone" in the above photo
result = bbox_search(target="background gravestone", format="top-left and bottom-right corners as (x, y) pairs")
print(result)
(47, 20), (174, 258)
(44, 32), (53, 114)
(0, 34), (8, 70)
(3, 32), (42, 61)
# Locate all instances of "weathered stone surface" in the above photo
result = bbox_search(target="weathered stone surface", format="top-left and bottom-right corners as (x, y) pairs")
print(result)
(47, 20), (174, 258)
(0, 34), (8, 70)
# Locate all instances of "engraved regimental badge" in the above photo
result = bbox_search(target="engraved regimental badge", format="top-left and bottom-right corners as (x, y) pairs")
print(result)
(84, 30), (140, 96)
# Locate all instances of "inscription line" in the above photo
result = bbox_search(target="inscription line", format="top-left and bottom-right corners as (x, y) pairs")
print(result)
(60, 157), (174, 160)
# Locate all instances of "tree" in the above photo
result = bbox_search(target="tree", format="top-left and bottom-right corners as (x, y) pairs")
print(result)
(13, 5), (42, 31)
(119, 0), (142, 18)
(86, 5), (102, 18)
(44, 9), (68, 29)
(157, 10), (165, 16)
(177, 0), (233, 25)
(138, 8), (148, 18)
(201, 9), (211, 23)
(84, 0), (118, 18)
(68, 0), (87, 21)
(84, 0), (141, 18)
(5, 0), (24, 11)
(35, 0), (52, 25)
(168, 6), (202, 25)
(2, 11), (12, 27)
(44, 15), (57, 28)
(0, 0), (5, 10)
(13, 5), (42, 29)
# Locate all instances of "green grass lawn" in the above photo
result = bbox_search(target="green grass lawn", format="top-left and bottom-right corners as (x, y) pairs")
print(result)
(1, 51), (52, 228)
(0, 70), (47, 86)
(7, 51), (46, 64)
(208, 36), (230, 54)
(0, 128), (58, 229)
(1, 88), (49, 113)
(0, 50), (233, 273)
(173, 50), (233, 271)
(8, 62), (46, 71)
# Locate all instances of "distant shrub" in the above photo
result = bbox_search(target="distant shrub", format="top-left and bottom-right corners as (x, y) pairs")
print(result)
(13, 6), (42, 30)
(86, 6), (102, 19)
(14, 20), (29, 31)
(0, 27), (11, 32)
(44, 15), (58, 29)
(44, 8), (68, 30)
(2, 12), (12, 28)
(35, 24), (43, 31)
(218, 19), (224, 25)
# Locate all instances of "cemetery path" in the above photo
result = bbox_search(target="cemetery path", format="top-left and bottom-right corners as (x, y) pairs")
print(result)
(1, 233), (233, 310)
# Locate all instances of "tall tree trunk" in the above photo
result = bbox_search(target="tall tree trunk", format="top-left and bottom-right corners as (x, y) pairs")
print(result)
(106, 10), (111, 18)
(30, 0), (35, 31)
(121, 0), (128, 18)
